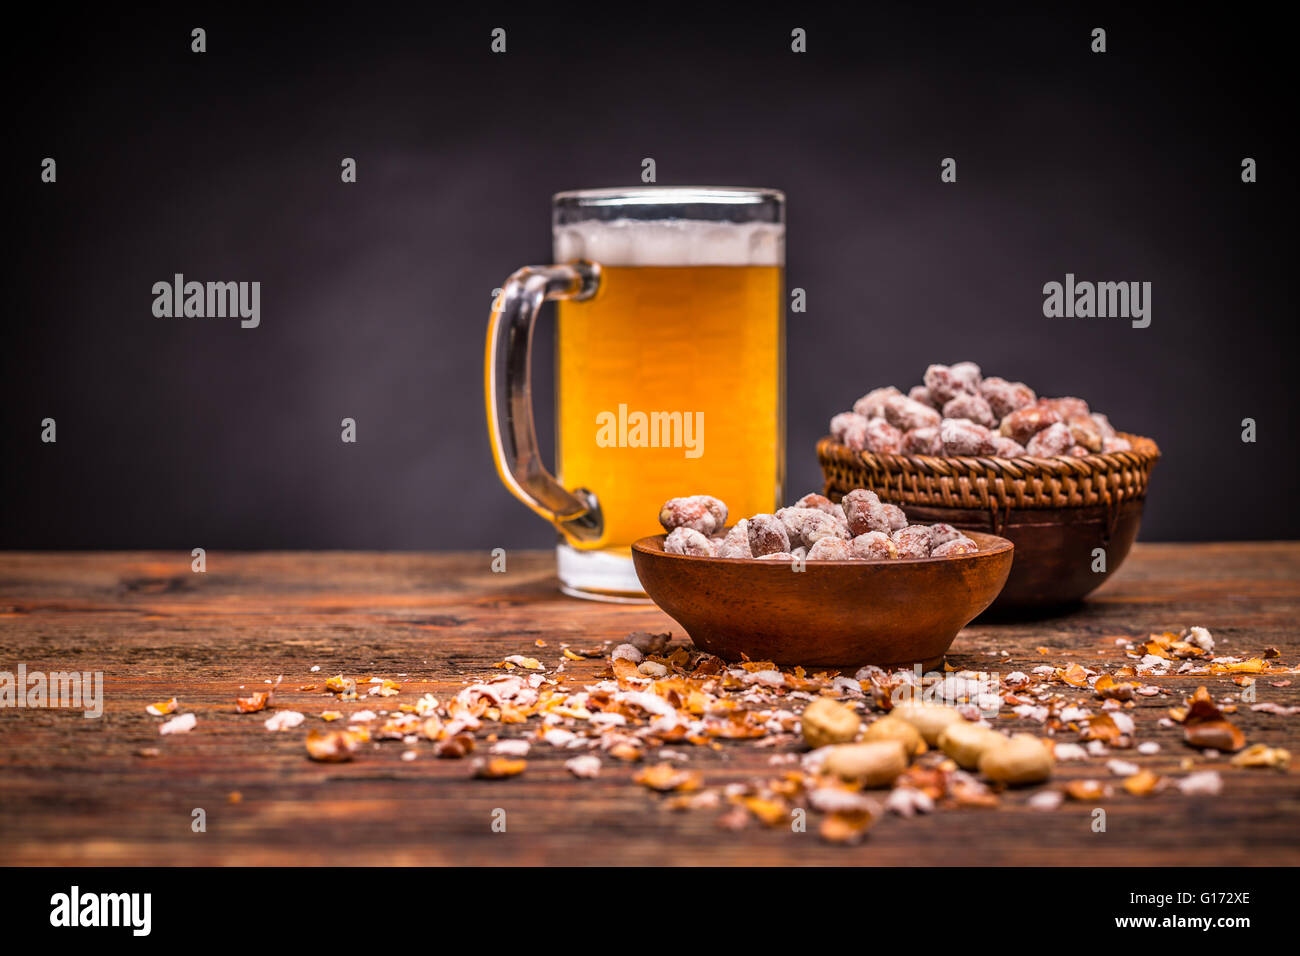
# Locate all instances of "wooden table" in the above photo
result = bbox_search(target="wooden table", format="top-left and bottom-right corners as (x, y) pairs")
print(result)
(1, 544), (1297, 866)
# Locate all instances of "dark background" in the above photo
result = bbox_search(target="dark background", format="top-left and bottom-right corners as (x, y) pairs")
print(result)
(3, 6), (1295, 549)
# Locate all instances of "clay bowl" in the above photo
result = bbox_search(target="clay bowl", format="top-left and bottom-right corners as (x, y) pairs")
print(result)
(818, 433), (1160, 613)
(631, 531), (1013, 669)
(888, 499), (1145, 614)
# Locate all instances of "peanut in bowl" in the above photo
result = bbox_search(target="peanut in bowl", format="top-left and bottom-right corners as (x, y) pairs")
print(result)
(820, 361), (1161, 611)
(631, 529), (1013, 669)
(818, 433), (1159, 611)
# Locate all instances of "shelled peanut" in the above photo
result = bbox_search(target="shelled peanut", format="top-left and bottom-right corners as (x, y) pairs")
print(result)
(829, 361), (1134, 459)
(659, 489), (981, 560)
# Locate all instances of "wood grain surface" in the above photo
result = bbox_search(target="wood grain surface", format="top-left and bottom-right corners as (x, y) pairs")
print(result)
(1, 544), (1297, 866)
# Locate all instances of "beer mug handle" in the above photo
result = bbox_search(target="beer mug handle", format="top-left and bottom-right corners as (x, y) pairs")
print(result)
(485, 261), (604, 543)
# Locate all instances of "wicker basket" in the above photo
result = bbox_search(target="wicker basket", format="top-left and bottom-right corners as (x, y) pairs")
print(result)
(817, 433), (1160, 611)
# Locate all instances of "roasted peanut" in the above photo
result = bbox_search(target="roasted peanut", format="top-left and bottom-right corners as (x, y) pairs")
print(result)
(979, 377), (1036, 419)
(861, 715), (925, 756)
(991, 435), (1026, 457)
(908, 384), (938, 408)
(852, 386), (902, 420)
(807, 537), (854, 560)
(1039, 396), (1090, 420)
(663, 526), (712, 556)
(902, 425), (943, 455)
(892, 525), (934, 559)
(747, 513), (791, 556)
(713, 519), (753, 558)
(924, 362), (981, 404)
(932, 536), (979, 557)
(1025, 422), (1073, 457)
(941, 417), (997, 456)
(841, 416), (871, 451)
(949, 361), (983, 391)
(850, 530), (897, 560)
(1067, 415), (1105, 452)
(883, 394), (942, 432)
(824, 740), (909, 787)
(929, 523), (963, 546)
(829, 411), (869, 444)
(864, 417), (904, 454)
(777, 506), (848, 548)
(793, 493), (843, 520)
(891, 701), (963, 746)
(1090, 412), (1116, 439)
(942, 392), (997, 428)
(659, 495), (728, 535)
(841, 489), (881, 535)
(978, 733), (1054, 784)
(800, 697), (862, 749)
(999, 405), (1060, 445)
(881, 503), (908, 531)
(938, 721), (1007, 769)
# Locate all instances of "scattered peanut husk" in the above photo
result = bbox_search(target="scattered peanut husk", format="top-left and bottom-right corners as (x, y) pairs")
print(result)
(1094, 675), (1136, 701)
(237, 675), (282, 713)
(739, 795), (788, 826)
(1081, 713), (1125, 745)
(820, 810), (874, 844)
(1183, 686), (1245, 752)
(473, 757), (526, 779)
(1230, 743), (1290, 769)
(1123, 770), (1162, 796)
(199, 620), (1294, 847)
(1065, 779), (1106, 801)
(436, 733), (476, 758)
(305, 729), (360, 762)
(635, 763), (702, 793)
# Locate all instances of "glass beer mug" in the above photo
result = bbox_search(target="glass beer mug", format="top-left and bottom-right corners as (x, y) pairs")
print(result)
(486, 187), (785, 601)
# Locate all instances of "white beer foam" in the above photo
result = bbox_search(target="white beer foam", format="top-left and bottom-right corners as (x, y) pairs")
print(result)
(554, 218), (784, 267)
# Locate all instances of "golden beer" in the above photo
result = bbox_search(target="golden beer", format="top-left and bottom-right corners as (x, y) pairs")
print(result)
(556, 263), (784, 556)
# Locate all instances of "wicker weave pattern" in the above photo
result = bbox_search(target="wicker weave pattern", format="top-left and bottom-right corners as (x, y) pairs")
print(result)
(818, 433), (1160, 512)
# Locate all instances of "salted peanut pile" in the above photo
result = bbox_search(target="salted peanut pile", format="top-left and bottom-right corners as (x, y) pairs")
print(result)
(659, 490), (980, 560)
(829, 361), (1135, 459)
(133, 625), (1293, 846)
